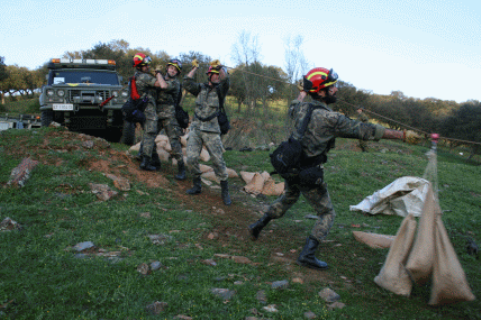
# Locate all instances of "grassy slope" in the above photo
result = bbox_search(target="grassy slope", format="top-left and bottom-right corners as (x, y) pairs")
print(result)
(0, 128), (479, 320)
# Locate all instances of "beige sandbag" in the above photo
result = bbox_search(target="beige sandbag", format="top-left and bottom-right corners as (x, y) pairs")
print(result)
(428, 215), (476, 306)
(240, 171), (255, 185)
(157, 148), (171, 162)
(405, 185), (438, 285)
(172, 156), (188, 166)
(156, 135), (172, 152)
(261, 171), (271, 180)
(261, 177), (285, 196)
(201, 171), (220, 184)
(243, 172), (265, 195)
(374, 214), (417, 296)
(200, 164), (214, 173)
(226, 168), (238, 178)
(199, 147), (210, 162)
(129, 142), (141, 153)
(181, 134), (189, 147)
(353, 231), (395, 249)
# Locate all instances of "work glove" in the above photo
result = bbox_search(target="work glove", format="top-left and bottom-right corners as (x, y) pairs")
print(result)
(191, 59), (199, 68)
(403, 130), (422, 144)
(297, 76), (313, 92)
(154, 65), (163, 74)
(210, 59), (221, 66)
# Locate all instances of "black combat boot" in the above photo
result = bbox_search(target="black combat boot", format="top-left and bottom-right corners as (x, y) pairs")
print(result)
(186, 177), (202, 194)
(174, 160), (186, 180)
(139, 155), (157, 171)
(220, 180), (232, 206)
(296, 236), (328, 269)
(150, 149), (161, 170)
(136, 143), (144, 161)
(248, 213), (272, 240)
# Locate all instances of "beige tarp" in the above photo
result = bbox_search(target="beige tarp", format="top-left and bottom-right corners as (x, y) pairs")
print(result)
(349, 176), (430, 217)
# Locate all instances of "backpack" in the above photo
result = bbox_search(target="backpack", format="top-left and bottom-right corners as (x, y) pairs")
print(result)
(216, 85), (230, 135)
(122, 75), (148, 123)
(174, 84), (190, 129)
(270, 103), (316, 180)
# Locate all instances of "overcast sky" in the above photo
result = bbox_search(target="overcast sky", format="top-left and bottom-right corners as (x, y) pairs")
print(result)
(2, 0), (480, 103)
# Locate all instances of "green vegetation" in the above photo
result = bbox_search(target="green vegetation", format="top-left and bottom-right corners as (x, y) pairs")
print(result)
(0, 127), (479, 319)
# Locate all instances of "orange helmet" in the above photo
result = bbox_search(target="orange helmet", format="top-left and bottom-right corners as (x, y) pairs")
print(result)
(133, 53), (152, 67)
(304, 67), (338, 93)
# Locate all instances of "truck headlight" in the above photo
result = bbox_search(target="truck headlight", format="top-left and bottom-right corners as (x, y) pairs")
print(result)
(121, 91), (128, 97)
(57, 90), (65, 97)
(47, 90), (54, 97)
(112, 91), (119, 97)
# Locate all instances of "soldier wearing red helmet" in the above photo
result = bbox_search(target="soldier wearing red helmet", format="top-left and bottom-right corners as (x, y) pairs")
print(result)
(131, 53), (177, 172)
(248, 67), (421, 270)
(182, 59), (232, 205)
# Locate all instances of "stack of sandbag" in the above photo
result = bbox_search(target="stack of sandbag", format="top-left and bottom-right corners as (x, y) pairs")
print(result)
(374, 183), (476, 305)
(240, 171), (284, 196)
(199, 164), (238, 185)
(129, 132), (210, 164)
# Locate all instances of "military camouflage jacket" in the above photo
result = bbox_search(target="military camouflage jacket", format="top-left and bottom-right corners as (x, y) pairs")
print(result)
(290, 99), (385, 160)
(134, 72), (157, 106)
(155, 75), (181, 119)
(183, 75), (230, 133)
(357, 112), (369, 123)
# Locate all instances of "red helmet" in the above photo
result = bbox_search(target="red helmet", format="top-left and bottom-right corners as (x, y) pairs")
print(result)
(304, 67), (338, 93)
(133, 53), (152, 68)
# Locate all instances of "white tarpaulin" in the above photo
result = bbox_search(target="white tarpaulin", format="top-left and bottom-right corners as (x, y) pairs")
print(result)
(349, 176), (430, 217)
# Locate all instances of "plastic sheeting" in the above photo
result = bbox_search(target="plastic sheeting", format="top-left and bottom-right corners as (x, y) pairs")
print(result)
(349, 176), (430, 217)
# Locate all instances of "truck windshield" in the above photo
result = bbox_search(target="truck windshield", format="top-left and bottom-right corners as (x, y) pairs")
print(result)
(48, 71), (119, 85)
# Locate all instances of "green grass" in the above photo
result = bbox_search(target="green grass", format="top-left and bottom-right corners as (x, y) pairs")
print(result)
(0, 127), (480, 319)
(0, 98), (40, 117)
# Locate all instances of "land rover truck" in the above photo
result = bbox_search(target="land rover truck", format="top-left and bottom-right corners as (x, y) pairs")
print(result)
(39, 58), (136, 144)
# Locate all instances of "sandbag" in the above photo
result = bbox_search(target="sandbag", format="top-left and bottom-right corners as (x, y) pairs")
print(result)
(262, 177), (285, 196)
(405, 185), (437, 285)
(428, 216), (476, 306)
(200, 164), (214, 173)
(156, 148), (171, 162)
(353, 231), (395, 249)
(201, 171), (220, 184)
(243, 172), (265, 195)
(226, 168), (239, 178)
(374, 214), (417, 296)
(240, 171), (255, 185)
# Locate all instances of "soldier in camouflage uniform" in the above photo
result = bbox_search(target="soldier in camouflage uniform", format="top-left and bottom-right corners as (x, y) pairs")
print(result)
(356, 107), (369, 152)
(153, 58), (186, 180)
(182, 59), (232, 205)
(131, 52), (170, 172)
(248, 67), (421, 270)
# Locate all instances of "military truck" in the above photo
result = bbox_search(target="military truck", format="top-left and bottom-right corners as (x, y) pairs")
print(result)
(39, 58), (136, 144)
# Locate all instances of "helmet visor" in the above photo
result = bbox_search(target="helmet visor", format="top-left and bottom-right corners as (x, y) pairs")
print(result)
(143, 56), (152, 65)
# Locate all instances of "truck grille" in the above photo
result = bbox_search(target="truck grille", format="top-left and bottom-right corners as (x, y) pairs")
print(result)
(67, 90), (110, 103)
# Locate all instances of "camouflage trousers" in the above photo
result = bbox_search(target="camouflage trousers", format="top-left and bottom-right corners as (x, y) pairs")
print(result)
(186, 129), (228, 181)
(264, 179), (336, 242)
(141, 104), (183, 161)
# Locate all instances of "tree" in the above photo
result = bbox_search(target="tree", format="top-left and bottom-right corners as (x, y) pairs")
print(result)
(0, 56), (8, 104)
(441, 101), (481, 158)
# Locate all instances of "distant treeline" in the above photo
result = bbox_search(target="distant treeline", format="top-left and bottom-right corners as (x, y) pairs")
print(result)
(1, 39), (480, 157)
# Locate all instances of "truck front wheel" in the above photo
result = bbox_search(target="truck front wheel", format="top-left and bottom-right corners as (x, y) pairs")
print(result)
(41, 110), (54, 127)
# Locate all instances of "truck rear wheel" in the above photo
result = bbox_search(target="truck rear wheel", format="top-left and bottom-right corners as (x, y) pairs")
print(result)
(120, 120), (136, 145)
(41, 110), (54, 127)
